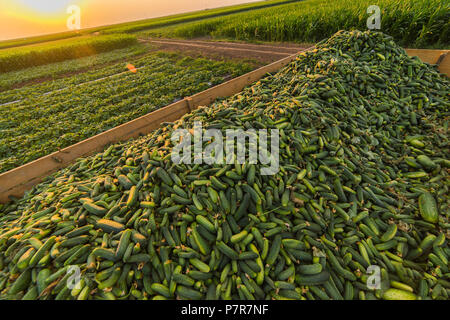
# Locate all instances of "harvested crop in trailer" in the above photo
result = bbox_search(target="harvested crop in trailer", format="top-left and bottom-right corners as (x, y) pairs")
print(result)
(0, 30), (448, 300)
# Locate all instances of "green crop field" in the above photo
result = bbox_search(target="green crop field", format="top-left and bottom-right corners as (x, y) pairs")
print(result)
(99, 0), (295, 35)
(0, 0), (446, 73)
(0, 31), (85, 51)
(0, 34), (138, 73)
(0, 44), (149, 92)
(0, 1), (294, 50)
(142, 0), (449, 48)
(0, 52), (253, 173)
(0, 1), (296, 73)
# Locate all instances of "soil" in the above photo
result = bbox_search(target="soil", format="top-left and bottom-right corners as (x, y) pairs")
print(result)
(6, 50), (153, 91)
(143, 38), (309, 65)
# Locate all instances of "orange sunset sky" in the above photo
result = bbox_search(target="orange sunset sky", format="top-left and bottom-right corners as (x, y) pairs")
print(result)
(0, 0), (261, 41)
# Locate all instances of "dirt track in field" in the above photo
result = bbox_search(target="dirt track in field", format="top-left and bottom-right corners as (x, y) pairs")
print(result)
(143, 38), (310, 65)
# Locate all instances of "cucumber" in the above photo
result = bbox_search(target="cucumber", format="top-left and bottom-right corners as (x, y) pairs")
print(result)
(196, 215), (216, 234)
(380, 224), (398, 242)
(217, 241), (239, 260)
(98, 267), (121, 290)
(295, 271), (330, 285)
(230, 230), (248, 244)
(66, 225), (94, 238)
(278, 289), (302, 300)
(189, 258), (211, 273)
(192, 227), (211, 255)
(416, 155), (436, 170)
(172, 273), (195, 287)
(22, 286), (39, 300)
(140, 201), (156, 208)
(64, 244), (90, 266)
(188, 271), (212, 281)
(156, 168), (173, 186)
(44, 266), (70, 285)
(96, 219), (125, 234)
(60, 235), (90, 247)
(37, 268), (52, 294)
(93, 248), (118, 261)
(83, 201), (108, 216)
(28, 238), (43, 250)
(118, 174), (134, 189)
(9, 269), (32, 295)
(17, 247), (36, 271)
(29, 236), (56, 268)
(297, 263), (323, 275)
(115, 229), (132, 260)
(176, 285), (203, 300)
(418, 192), (438, 223)
(265, 235), (282, 265)
(127, 254), (150, 263)
(126, 186), (139, 207)
(238, 251), (259, 260)
(382, 288), (417, 300)
(151, 283), (171, 298)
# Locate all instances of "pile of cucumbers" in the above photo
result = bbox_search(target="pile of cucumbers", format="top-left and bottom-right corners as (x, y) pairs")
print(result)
(0, 30), (448, 300)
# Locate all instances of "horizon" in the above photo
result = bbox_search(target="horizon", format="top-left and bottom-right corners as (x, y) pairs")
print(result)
(0, 0), (262, 41)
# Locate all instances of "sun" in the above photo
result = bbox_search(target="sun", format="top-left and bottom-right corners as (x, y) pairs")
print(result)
(18, 0), (75, 14)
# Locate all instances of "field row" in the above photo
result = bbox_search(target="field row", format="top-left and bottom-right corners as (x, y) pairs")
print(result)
(0, 52), (253, 173)
(0, 45), (149, 92)
(100, 0), (294, 35)
(143, 0), (449, 48)
(0, 46), (165, 105)
(0, 34), (138, 73)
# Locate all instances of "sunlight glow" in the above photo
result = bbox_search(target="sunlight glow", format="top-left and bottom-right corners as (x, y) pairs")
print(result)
(18, 0), (74, 14)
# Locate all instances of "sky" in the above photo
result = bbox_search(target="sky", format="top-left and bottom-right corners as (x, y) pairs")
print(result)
(0, 0), (261, 41)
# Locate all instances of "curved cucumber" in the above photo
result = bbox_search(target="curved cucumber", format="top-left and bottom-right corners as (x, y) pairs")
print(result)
(382, 288), (417, 300)
(295, 271), (330, 285)
(418, 192), (438, 223)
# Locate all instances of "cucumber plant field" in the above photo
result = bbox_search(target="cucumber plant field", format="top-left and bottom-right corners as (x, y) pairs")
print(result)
(0, 52), (253, 173)
(0, 45), (148, 92)
(100, 0), (295, 35)
(0, 34), (138, 73)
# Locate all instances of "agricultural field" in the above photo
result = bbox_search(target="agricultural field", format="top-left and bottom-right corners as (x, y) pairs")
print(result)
(0, 34), (138, 73)
(0, 51), (253, 173)
(0, 31), (85, 51)
(0, 45), (156, 104)
(100, 0), (295, 35)
(0, 44), (148, 92)
(142, 0), (449, 48)
(0, 0), (449, 303)
(1, 0), (446, 75)
(0, 0), (294, 50)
